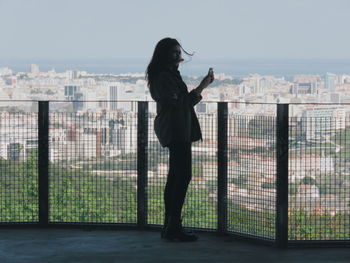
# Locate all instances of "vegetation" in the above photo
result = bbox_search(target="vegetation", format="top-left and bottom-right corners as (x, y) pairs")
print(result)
(248, 116), (275, 139)
(289, 210), (350, 240)
(331, 128), (350, 158)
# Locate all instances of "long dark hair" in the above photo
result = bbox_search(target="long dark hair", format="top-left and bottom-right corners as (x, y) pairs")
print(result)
(145, 38), (193, 91)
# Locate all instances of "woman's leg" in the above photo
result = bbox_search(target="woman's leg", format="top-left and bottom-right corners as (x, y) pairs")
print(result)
(166, 142), (192, 222)
(162, 142), (197, 241)
(163, 157), (174, 229)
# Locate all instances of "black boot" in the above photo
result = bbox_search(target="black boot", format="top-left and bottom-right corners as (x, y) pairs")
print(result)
(179, 219), (194, 235)
(161, 217), (193, 238)
(162, 217), (198, 242)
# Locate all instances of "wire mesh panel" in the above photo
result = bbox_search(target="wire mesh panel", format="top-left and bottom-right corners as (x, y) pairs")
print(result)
(49, 101), (137, 224)
(227, 103), (276, 240)
(289, 104), (350, 241)
(147, 101), (217, 229)
(184, 102), (217, 229)
(147, 102), (169, 226)
(0, 101), (39, 223)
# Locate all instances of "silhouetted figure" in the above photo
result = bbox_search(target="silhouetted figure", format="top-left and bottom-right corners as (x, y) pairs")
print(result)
(146, 38), (214, 241)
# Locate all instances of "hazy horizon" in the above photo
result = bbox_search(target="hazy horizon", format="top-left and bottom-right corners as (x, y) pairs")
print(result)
(2, 57), (350, 77)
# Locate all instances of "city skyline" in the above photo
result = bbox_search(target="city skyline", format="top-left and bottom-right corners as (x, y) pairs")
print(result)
(1, 0), (350, 60)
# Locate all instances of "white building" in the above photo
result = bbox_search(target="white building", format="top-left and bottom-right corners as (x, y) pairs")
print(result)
(82, 133), (98, 158)
(301, 106), (346, 139)
(289, 155), (334, 180)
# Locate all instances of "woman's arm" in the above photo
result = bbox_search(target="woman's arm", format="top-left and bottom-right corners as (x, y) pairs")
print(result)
(194, 68), (215, 96)
(188, 89), (203, 106)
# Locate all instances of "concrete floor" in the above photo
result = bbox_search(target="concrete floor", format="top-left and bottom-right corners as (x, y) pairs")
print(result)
(0, 228), (350, 263)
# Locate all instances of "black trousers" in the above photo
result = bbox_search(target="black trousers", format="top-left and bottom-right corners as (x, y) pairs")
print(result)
(164, 142), (192, 221)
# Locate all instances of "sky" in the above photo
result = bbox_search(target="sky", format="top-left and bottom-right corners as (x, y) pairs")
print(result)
(0, 0), (350, 60)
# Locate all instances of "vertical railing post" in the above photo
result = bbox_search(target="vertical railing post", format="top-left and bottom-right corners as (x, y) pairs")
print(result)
(38, 101), (49, 226)
(137, 101), (148, 228)
(217, 102), (228, 234)
(276, 104), (289, 248)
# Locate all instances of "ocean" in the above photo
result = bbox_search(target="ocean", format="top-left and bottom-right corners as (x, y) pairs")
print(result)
(1, 58), (350, 78)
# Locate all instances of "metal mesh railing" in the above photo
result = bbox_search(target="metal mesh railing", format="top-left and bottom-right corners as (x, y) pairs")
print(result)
(184, 104), (217, 229)
(49, 102), (137, 224)
(147, 103), (169, 226)
(227, 103), (276, 240)
(289, 105), (350, 241)
(0, 102), (39, 223)
(1, 100), (349, 246)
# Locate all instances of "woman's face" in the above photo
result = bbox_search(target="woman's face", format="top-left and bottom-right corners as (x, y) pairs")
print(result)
(169, 45), (183, 67)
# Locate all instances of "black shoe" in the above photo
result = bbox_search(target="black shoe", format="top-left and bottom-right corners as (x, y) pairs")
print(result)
(161, 226), (193, 238)
(179, 219), (193, 234)
(161, 218), (193, 239)
(162, 217), (198, 242)
(162, 228), (198, 242)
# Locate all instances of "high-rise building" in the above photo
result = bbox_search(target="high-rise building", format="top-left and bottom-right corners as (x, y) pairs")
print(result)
(30, 64), (39, 75)
(325, 72), (336, 91)
(195, 102), (207, 113)
(66, 70), (79, 80)
(64, 85), (79, 98)
(64, 85), (83, 111)
(109, 86), (118, 110)
(73, 92), (85, 112)
(290, 82), (316, 95)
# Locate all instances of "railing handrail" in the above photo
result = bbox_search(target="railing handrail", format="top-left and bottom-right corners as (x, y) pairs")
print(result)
(2, 99), (350, 106)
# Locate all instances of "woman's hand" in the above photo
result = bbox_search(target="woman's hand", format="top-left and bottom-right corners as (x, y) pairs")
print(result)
(196, 68), (215, 95)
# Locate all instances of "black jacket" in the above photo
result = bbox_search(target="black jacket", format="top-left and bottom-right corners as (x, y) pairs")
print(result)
(150, 68), (203, 147)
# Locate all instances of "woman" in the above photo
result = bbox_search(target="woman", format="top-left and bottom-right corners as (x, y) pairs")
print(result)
(146, 38), (214, 241)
